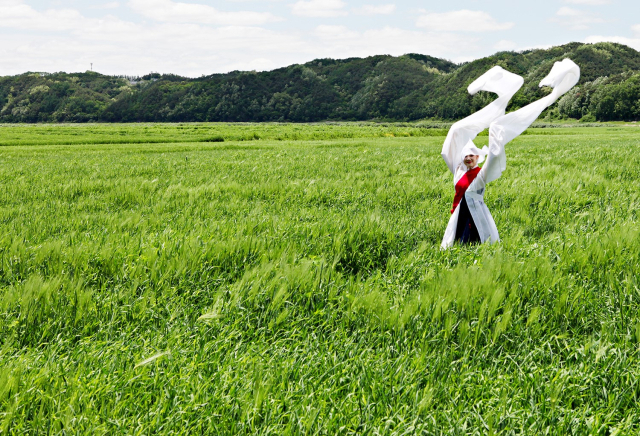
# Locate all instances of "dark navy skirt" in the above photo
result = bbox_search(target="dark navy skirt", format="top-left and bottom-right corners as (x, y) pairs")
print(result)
(455, 197), (480, 244)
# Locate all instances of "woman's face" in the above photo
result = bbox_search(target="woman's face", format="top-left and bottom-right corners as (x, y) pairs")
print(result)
(464, 154), (479, 169)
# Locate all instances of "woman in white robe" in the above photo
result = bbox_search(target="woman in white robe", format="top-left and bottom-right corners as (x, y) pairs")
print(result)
(441, 59), (581, 248)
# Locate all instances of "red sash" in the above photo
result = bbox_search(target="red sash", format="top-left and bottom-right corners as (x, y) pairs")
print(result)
(451, 166), (481, 214)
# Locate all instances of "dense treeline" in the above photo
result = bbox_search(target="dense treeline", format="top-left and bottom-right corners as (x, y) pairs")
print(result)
(1, 42), (639, 123)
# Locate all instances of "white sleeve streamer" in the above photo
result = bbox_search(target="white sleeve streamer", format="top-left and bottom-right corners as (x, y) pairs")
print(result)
(441, 66), (524, 175)
(482, 59), (581, 185)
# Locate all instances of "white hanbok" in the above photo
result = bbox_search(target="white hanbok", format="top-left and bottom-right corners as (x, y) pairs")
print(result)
(441, 59), (581, 248)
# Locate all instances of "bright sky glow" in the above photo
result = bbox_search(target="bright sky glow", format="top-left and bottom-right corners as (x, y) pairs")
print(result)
(0, 0), (638, 76)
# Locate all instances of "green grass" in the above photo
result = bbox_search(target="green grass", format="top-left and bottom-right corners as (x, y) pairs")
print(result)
(0, 122), (453, 147)
(1, 123), (640, 434)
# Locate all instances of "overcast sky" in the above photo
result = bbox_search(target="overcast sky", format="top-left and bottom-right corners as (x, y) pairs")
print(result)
(0, 0), (638, 77)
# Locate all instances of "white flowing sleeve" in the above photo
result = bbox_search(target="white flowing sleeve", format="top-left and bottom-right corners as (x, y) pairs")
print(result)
(481, 59), (581, 185)
(441, 66), (524, 174)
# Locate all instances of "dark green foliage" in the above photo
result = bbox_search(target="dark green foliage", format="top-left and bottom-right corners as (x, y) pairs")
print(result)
(1, 42), (639, 123)
(558, 73), (640, 121)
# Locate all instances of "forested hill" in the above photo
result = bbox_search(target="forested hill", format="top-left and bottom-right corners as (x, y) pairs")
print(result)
(1, 41), (639, 123)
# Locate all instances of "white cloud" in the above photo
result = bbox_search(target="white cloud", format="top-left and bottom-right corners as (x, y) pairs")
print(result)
(0, 22), (309, 76)
(493, 39), (517, 51)
(0, 19), (481, 76)
(584, 35), (640, 51)
(291, 0), (347, 17)
(92, 2), (121, 9)
(314, 25), (359, 39)
(416, 10), (514, 32)
(0, 2), (119, 32)
(564, 0), (610, 4)
(127, 0), (281, 25)
(0, 1), (517, 77)
(633, 24), (640, 36)
(0, 1), (302, 76)
(353, 4), (396, 15)
(551, 7), (604, 30)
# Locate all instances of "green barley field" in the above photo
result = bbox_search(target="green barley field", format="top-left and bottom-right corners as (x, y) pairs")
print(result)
(1, 122), (640, 434)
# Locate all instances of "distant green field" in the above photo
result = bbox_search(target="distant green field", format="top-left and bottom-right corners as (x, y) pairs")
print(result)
(1, 123), (640, 434)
